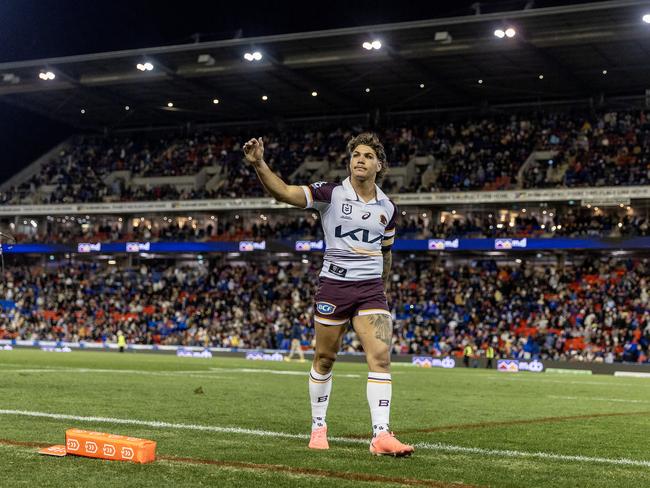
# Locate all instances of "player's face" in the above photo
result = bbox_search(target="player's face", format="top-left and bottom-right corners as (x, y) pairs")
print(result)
(350, 144), (381, 181)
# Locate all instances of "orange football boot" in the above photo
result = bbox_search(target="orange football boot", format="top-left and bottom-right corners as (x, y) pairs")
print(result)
(308, 426), (329, 450)
(369, 432), (414, 457)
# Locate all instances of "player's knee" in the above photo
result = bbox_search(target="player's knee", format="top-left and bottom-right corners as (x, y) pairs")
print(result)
(367, 350), (391, 372)
(314, 352), (336, 373)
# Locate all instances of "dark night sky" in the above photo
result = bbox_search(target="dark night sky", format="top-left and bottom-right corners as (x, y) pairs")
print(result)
(0, 0), (595, 182)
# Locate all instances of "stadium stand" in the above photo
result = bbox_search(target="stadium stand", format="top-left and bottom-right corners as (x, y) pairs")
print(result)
(4, 203), (647, 243)
(2, 110), (650, 205)
(0, 257), (647, 363)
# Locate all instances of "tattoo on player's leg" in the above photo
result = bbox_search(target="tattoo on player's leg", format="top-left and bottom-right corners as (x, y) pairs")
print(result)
(370, 315), (392, 346)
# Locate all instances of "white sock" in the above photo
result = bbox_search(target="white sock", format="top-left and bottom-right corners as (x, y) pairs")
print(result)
(367, 372), (391, 437)
(309, 366), (332, 431)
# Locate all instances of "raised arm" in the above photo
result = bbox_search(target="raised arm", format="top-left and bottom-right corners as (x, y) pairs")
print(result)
(243, 137), (307, 208)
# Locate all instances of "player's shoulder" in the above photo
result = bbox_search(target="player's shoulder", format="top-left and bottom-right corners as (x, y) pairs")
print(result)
(307, 181), (341, 191)
(304, 181), (342, 205)
(380, 195), (398, 216)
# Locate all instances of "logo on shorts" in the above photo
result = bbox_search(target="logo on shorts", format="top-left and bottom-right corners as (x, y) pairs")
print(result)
(316, 302), (337, 315)
(342, 203), (352, 215)
(328, 263), (348, 277)
(362, 212), (371, 220)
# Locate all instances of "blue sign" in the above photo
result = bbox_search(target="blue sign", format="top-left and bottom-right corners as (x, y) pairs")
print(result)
(1, 237), (650, 255)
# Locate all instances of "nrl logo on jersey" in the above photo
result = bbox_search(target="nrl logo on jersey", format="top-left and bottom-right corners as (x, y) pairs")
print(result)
(342, 203), (352, 215)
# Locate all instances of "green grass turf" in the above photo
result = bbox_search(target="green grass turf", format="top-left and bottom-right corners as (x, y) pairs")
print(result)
(1, 349), (650, 487)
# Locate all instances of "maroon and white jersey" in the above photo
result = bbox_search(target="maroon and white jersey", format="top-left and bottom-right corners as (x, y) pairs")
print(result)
(301, 177), (397, 281)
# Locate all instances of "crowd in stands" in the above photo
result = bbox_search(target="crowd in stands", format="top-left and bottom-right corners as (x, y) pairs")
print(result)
(403, 208), (650, 239)
(2, 110), (650, 205)
(0, 257), (648, 363)
(521, 111), (650, 189)
(10, 214), (324, 243)
(7, 205), (648, 244)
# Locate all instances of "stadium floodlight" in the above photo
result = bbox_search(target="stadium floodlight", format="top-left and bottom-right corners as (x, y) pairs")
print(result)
(538, 74), (544, 80)
(311, 91), (318, 97)
(213, 98), (220, 104)
(125, 105), (130, 111)
(505, 28), (516, 38)
(643, 14), (650, 23)
(136, 62), (154, 71)
(80, 109), (86, 114)
(244, 51), (263, 62)
(39, 71), (55, 80)
(419, 83), (425, 88)
(365, 87), (370, 93)
(362, 40), (382, 50)
(167, 102), (174, 107)
(261, 95), (268, 101)
(494, 29), (506, 38)
(478, 79), (483, 84)
(602, 69), (608, 75)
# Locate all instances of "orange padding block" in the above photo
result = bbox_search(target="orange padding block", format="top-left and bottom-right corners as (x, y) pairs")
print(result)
(65, 429), (156, 464)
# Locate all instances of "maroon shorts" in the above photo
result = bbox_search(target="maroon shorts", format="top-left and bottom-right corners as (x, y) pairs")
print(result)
(313, 277), (390, 326)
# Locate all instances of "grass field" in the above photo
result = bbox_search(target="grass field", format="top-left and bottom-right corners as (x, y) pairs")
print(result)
(1, 349), (650, 487)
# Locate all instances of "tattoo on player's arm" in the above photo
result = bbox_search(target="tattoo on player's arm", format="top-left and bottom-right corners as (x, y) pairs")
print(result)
(382, 250), (392, 289)
(370, 314), (393, 346)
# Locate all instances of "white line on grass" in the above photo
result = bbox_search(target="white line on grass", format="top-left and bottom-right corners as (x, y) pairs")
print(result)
(1, 367), (360, 379)
(548, 395), (650, 404)
(208, 367), (360, 378)
(0, 408), (648, 468)
(413, 442), (650, 468)
(487, 376), (650, 388)
(1, 368), (231, 379)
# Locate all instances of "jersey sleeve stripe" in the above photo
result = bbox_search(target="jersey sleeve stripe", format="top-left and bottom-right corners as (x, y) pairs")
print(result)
(301, 185), (314, 208)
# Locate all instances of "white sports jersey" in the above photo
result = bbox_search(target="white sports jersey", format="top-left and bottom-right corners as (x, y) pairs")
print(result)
(301, 177), (397, 281)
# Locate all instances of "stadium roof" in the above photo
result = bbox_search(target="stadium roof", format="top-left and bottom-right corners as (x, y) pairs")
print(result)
(1, 0), (649, 130)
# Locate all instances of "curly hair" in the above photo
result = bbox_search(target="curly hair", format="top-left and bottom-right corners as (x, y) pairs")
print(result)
(346, 132), (388, 182)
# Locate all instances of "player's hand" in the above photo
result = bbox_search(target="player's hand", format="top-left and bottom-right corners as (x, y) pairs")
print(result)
(243, 137), (264, 165)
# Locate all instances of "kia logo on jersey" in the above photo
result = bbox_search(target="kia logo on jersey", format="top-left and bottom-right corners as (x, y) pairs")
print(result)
(334, 225), (383, 243)
(362, 212), (371, 220)
(342, 203), (352, 215)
